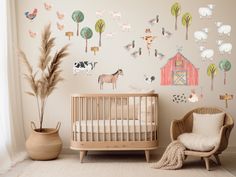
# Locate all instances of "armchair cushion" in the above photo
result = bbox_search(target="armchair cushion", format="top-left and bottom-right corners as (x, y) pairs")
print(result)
(178, 133), (220, 151)
(192, 113), (225, 137)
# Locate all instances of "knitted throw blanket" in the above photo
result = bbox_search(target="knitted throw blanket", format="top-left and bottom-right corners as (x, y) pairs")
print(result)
(152, 141), (186, 170)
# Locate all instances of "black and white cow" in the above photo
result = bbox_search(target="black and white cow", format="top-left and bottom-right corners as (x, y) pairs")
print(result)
(73, 61), (98, 74)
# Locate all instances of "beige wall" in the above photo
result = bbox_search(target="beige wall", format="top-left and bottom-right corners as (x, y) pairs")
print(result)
(16, 0), (236, 150)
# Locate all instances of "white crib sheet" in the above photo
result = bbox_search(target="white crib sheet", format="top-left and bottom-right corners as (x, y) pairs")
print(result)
(74, 119), (156, 133)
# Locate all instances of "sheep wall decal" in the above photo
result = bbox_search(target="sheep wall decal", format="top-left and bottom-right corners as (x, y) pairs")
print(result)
(194, 28), (208, 42)
(198, 4), (215, 18)
(216, 22), (231, 36)
(199, 46), (214, 61)
(217, 40), (232, 54)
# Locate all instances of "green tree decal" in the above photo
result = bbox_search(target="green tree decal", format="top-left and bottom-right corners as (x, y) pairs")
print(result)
(80, 27), (93, 52)
(95, 19), (105, 47)
(182, 12), (192, 40)
(219, 59), (231, 85)
(72, 10), (84, 36)
(207, 63), (218, 91)
(171, 2), (181, 30)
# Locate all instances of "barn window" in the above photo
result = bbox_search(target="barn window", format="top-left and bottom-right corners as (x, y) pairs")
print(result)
(173, 71), (187, 85)
(175, 60), (183, 67)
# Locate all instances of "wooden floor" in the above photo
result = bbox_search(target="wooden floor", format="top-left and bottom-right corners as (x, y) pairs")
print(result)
(1, 152), (236, 177)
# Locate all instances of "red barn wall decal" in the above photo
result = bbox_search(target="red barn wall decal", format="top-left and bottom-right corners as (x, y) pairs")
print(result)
(161, 52), (199, 86)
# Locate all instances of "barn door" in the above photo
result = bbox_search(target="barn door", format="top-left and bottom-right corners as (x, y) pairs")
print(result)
(173, 71), (187, 85)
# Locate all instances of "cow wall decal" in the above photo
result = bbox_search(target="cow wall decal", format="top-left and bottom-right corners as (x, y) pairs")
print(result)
(73, 61), (98, 74)
(98, 69), (123, 90)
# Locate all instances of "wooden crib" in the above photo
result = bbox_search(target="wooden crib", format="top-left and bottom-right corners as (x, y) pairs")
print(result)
(70, 93), (159, 162)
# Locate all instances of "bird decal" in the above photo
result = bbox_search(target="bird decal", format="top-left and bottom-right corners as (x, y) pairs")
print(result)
(28, 30), (36, 38)
(56, 11), (64, 20)
(162, 27), (172, 38)
(25, 8), (38, 21)
(154, 49), (165, 60)
(124, 40), (135, 50)
(149, 15), (159, 25)
(44, 3), (52, 11)
(57, 22), (64, 31)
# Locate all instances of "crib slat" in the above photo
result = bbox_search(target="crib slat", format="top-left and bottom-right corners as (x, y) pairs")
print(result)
(97, 97), (99, 141)
(127, 98), (129, 141)
(103, 97), (105, 141)
(139, 96), (141, 141)
(150, 96), (153, 141)
(91, 97), (93, 142)
(156, 96), (158, 140)
(145, 96), (147, 141)
(75, 97), (78, 141)
(79, 97), (82, 142)
(115, 97), (117, 141)
(71, 97), (74, 141)
(154, 96), (157, 140)
(85, 97), (87, 141)
(121, 97), (124, 141)
(109, 97), (111, 141)
(133, 97), (135, 141)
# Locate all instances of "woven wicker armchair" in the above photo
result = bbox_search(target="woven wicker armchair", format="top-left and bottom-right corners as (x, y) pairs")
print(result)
(170, 107), (234, 170)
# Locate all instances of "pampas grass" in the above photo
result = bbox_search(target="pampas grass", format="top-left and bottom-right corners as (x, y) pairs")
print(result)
(19, 24), (69, 132)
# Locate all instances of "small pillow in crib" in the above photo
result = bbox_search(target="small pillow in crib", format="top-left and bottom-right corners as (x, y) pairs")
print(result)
(178, 133), (220, 151)
(192, 112), (225, 137)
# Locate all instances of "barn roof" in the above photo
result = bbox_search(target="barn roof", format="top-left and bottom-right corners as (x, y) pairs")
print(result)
(160, 52), (199, 69)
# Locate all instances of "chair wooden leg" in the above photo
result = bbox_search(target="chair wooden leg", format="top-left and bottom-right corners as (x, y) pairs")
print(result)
(214, 154), (221, 165)
(204, 157), (210, 171)
(84, 151), (88, 156)
(80, 151), (86, 163)
(145, 150), (150, 163)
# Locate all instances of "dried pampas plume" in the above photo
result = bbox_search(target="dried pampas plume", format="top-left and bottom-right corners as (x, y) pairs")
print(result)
(18, 24), (69, 132)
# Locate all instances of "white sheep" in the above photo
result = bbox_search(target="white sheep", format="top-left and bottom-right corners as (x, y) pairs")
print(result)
(194, 28), (208, 42)
(198, 4), (214, 18)
(200, 46), (214, 60)
(216, 22), (231, 36)
(217, 40), (232, 54)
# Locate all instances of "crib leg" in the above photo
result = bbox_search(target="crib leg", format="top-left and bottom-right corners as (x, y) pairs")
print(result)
(80, 151), (86, 163)
(145, 150), (150, 163)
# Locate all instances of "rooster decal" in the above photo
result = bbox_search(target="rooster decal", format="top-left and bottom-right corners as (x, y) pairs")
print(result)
(25, 8), (38, 21)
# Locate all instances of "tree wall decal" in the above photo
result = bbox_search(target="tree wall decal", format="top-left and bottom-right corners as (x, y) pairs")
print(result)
(219, 59), (231, 85)
(171, 2), (181, 30)
(182, 12), (192, 40)
(80, 27), (93, 52)
(207, 63), (218, 91)
(95, 19), (105, 47)
(72, 10), (84, 36)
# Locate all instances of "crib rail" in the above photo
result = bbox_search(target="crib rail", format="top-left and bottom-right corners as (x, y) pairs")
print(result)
(71, 93), (158, 144)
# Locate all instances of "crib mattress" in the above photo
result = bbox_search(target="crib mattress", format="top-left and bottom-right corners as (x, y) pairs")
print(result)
(74, 119), (157, 133)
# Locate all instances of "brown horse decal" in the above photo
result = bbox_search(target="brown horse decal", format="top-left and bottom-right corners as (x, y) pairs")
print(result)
(98, 69), (123, 89)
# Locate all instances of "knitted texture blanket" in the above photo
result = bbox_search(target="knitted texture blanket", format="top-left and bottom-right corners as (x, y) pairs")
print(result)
(152, 141), (186, 170)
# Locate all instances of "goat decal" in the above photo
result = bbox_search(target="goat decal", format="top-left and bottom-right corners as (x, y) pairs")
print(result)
(98, 69), (123, 90)
(73, 61), (98, 74)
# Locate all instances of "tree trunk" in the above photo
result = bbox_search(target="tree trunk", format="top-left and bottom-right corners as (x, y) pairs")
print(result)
(211, 75), (214, 91)
(99, 33), (102, 47)
(175, 16), (178, 30)
(77, 23), (79, 36)
(85, 39), (88, 52)
(224, 72), (226, 85)
(186, 24), (189, 40)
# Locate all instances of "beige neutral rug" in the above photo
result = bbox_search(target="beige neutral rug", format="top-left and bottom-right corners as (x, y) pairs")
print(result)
(18, 154), (234, 177)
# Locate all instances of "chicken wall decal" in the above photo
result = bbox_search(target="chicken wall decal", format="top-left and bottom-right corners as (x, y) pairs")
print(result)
(25, 8), (38, 21)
